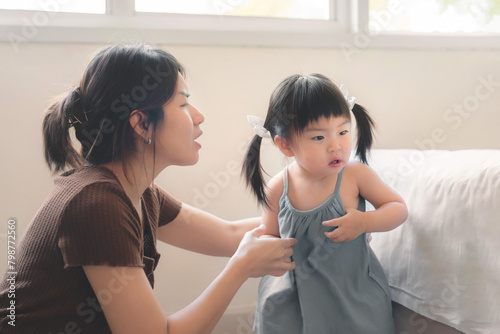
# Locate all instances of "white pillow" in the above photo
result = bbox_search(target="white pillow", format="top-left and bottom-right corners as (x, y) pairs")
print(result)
(368, 149), (500, 334)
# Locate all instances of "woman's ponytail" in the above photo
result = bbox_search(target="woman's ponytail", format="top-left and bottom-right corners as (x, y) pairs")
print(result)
(42, 88), (83, 173)
(351, 103), (375, 164)
(242, 135), (269, 206)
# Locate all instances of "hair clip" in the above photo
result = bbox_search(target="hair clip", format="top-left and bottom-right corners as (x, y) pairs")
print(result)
(247, 115), (271, 139)
(339, 84), (356, 111)
(69, 114), (83, 127)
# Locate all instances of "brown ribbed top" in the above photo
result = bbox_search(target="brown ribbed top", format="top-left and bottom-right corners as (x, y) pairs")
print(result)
(0, 165), (181, 333)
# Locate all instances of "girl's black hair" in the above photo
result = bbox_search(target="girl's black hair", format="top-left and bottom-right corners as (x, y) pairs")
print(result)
(43, 43), (184, 174)
(242, 73), (375, 206)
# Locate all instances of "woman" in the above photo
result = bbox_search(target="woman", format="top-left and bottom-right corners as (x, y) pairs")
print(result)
(0, 43), (296, 333)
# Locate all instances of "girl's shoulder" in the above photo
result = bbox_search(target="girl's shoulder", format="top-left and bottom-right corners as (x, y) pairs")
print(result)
(339, 161), (375, 209)
(343, 160), (381, 188)
(267, 169), (286, 195)
(344, 160), (372, 177)
(262, 168), (287, 211)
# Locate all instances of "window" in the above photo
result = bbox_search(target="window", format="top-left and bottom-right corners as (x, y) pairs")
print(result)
(0, 0), (105, 14)
(0, 0), (499, 49)
(135, 0), (330, 20)
(0, 0), (347, 49)
(369, 0), (500, 34)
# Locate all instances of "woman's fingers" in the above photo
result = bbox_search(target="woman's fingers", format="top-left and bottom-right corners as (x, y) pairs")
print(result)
(233, 229), (297, 278)
(282, 246), (294, 258)
(259, 236), (294, 256)
(252, 225), (266, 238)
(267, 237), (296, 277)
(280, 237), (297, 248)
(268, 253), (295, 277)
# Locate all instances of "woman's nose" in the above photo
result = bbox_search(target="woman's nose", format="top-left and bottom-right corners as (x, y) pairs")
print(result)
(190, 104), (204, 125)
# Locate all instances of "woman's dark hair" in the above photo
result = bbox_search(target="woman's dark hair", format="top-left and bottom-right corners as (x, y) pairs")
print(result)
(242, 73), (375, 206)
(43, 43), (184, 174)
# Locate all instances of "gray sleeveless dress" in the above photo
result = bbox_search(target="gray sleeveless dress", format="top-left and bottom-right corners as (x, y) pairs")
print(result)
(253, 168), (395, 334)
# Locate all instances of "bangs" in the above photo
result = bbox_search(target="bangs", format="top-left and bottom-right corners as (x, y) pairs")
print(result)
(290, 74), (351, 134)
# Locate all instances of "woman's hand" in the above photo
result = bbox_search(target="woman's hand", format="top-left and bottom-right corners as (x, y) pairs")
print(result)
(230, 226), (296, 278)
(322, 209), (367, 243)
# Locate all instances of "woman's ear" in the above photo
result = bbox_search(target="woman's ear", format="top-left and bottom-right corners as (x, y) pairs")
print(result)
(129, 110), (151, 142)
(274, 136), (294, 158)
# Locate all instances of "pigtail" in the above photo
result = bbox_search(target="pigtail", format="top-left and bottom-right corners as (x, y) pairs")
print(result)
(351, 103), (375, 164)
(42, 89), (84, 173)
(242, 135), (269, 206)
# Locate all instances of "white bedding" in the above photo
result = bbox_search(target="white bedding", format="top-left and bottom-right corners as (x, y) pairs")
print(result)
(367, 149), (500, 334)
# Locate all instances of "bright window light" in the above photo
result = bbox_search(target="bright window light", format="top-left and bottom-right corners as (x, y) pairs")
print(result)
(0, 0), (106, 14)
(369, 0), (500, 33)
(135, 0), (330, 20)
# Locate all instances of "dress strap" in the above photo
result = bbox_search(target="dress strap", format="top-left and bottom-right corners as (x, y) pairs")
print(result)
(283, 166), (289, 194)
(334, 169), (344, 195)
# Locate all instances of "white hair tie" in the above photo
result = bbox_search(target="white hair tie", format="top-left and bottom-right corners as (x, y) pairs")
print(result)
(247, 115), (271, 139)
(339, 84), (356, 111)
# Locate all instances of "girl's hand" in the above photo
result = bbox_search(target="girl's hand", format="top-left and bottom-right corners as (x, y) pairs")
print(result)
(230, 226), (297, 278)
(322, 209), (367, 243)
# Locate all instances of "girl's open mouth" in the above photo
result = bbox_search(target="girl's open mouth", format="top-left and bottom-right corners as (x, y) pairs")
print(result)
(329, 158), (342, 167)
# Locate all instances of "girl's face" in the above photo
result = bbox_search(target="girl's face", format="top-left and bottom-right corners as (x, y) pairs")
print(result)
(155, 73), (204, 167)
(287, 115), (352, 178)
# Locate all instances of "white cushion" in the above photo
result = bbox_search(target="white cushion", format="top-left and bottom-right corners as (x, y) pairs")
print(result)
(368, 149), (500, 334)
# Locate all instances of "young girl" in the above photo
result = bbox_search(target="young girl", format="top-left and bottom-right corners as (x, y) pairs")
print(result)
(0, 43), (296, 333)
(243, 73), (408, 333)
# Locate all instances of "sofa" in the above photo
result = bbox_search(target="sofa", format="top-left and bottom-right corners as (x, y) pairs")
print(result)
(368, 149), (500, 334)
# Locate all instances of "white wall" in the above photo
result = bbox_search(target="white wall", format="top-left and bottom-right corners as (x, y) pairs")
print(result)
(1, 42), (499, 328)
